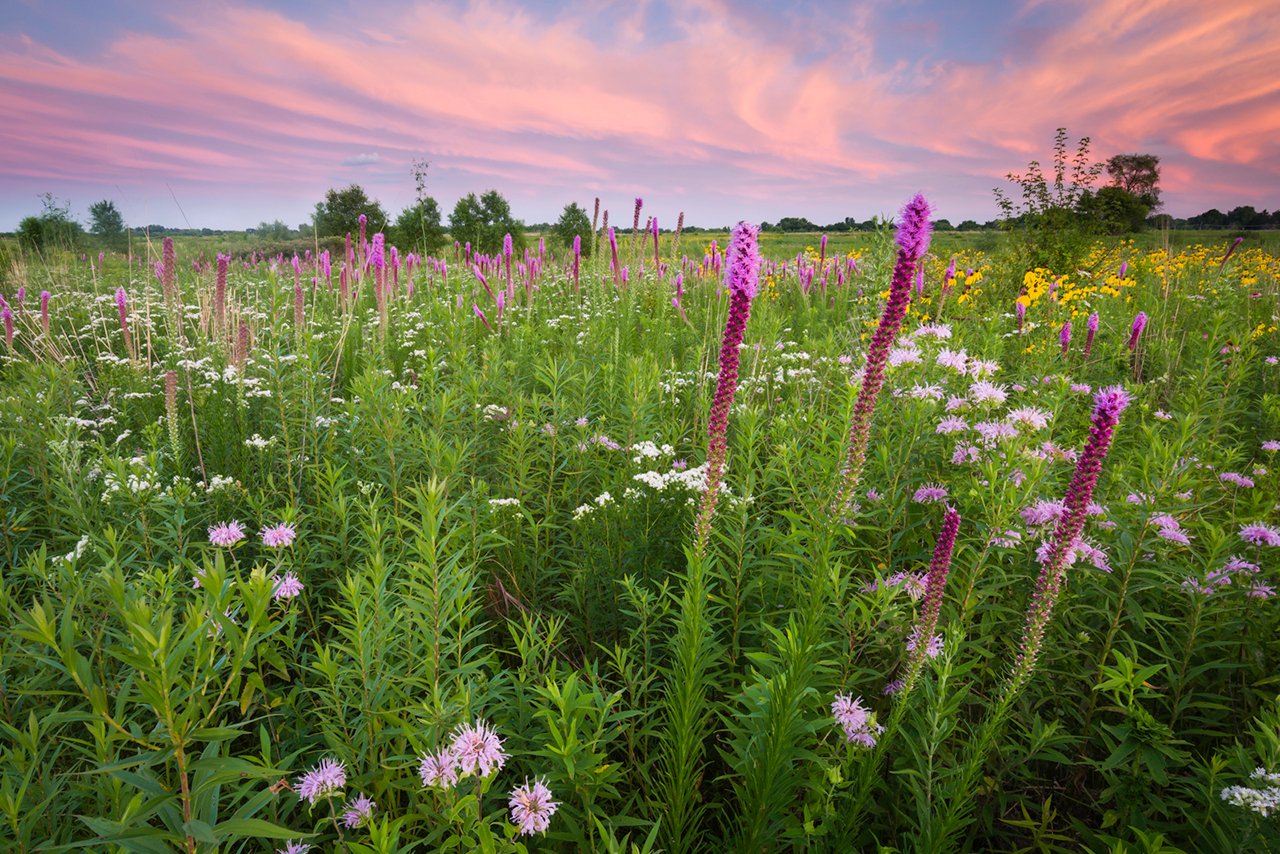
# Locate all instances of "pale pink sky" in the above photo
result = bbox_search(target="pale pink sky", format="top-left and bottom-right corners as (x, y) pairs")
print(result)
(1, 0), (1277, 230)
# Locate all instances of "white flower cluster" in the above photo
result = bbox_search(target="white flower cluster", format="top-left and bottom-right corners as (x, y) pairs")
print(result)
(1221, 768), (1280, 817)
(573, 491), (614, 520)
(244, 433), (276, 449)
(61, 534), (91, 565)
(488, 498), (521, 509)
(629, 441), (674, 464)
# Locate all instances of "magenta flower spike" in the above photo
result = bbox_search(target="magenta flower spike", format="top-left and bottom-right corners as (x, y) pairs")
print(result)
(835, 194), (932, 513)
(1060, 320), (1072, 356)
(473, 303), (493, 332)
(1084, 312), (1099, 358)
(903, 506), (961, 683)
(572, 235), (581, 291)
(215, 254), (228, 332)
(1012, 386), (1130, 689)
(2, 306), (11, 350)
(1127, 311), (1147, 351)
(693, 221), (760, 557)
(608, 227), (620, 283)
(651, 215), (660, 270)
(1016, 300), (1026, 331)
(39, 290), (50, 336)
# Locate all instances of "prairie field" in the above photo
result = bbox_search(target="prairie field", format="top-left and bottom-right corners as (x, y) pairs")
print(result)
(1, 217), (1279, 853)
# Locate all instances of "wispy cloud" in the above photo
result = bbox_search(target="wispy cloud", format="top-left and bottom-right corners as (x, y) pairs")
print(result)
(342, 152), (381, 166)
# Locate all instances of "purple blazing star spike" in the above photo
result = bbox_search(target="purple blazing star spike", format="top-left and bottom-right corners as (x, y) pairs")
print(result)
(693, 222), (760, 556)
(1060, 321), (1072, 355)
(1127, 312), (1147, 351)
(2, 306), (11, 349)
(1084, 312), (1099, 357)
(895, 194), (933, 260)
(836, 194), (931, 512)
(1016, 300), (1026, 330)
(1118, 260), (1128, 279)
(39, 290), (50, 335)
(1013, 385), (1130, 689)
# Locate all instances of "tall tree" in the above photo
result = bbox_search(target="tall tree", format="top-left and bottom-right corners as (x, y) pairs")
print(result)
(1105, 153), (1161, 210)
(313, 185), (388, 238)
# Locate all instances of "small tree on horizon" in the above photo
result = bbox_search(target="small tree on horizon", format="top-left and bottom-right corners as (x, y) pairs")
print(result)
(448, 189), (525, 254)
(552, 202), (593, 257)
(313, 185), (388, 238)
(88, 199), (126, 247)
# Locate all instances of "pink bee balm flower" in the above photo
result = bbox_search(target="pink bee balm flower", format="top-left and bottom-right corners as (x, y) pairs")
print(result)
(277, 843), (311, 854)
(272, 572), (304, 600)
(912, 484), (949, 503)
(1240, 523), (1280, 547)
(296, 758), (346, 805)
(341, 793), (376, 828)
(208, 520), (247, 547)
(261, 523), (296, 548)
(509, 778), (559, 836)
(832, 693), (883, 748)
(449, 719), (507, 778)
(419, 748), (460, 789)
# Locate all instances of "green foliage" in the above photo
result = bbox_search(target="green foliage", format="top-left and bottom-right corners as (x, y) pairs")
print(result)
(1081, 186), (1151, 235)
(313, 184), (389, 238)
(16, 192), (85, 251)
(449, 190), (526, 254)
(993, 128), (1105, 272)
(0, 220), (1276, 850)
(88, 198), (127, 247)
(392, 197), (447, 255)
(1105, 153), (1162, 211)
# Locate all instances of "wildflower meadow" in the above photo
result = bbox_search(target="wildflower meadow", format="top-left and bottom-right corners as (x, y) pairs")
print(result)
(1, 200), (1279, 852)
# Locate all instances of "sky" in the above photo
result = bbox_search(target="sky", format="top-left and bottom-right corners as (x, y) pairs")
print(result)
(1, 0), (1278, 231)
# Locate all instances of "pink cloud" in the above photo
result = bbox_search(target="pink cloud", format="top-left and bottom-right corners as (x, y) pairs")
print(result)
(0, 0), (1276, 228)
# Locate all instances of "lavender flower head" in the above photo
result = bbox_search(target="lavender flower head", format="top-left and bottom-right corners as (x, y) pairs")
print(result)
(449, 719), (507, 778)
(832, 693), (883, 748)
(341, 793), (376, 829)
(261, 523), (296, 548)
(419, 747), (460, 789)
(277, 843), (311, 854)
(370, 233), (385, 270)
(272, 572), (305, 601)
(509, 778), (559, 836)
(1060, 321), (1072, 355)
(296, 757), (346, 805)
(208, 520), (247, 547)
